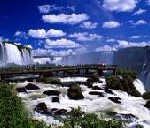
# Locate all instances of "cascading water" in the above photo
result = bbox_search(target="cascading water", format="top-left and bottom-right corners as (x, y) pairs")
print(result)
(5, 43), (23, 65)
(0, 42), (6, 66)
(0, 42), (33, 66)
(21, 48), (33, 65)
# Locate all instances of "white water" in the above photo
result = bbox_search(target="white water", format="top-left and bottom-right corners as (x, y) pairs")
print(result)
(5, 43), (23, 65)
(16, 77), (150, 127)
(133, 79), (145, 95)
(0, 42), (33, 66)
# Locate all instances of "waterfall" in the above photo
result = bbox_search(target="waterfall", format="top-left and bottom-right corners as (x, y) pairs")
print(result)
(5, 43), (23, 65)
(0, 42), (6, 66)
(0, 42), (33, 66)
(21, 48), (33, 65)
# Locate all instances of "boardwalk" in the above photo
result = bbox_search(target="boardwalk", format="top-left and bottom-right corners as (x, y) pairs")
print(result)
(0, 64), (117, 80)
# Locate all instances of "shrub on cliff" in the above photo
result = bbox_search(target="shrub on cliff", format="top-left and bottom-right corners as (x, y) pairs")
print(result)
(116, 69), (136, 80)
(129, 89), (142, 97)
(86, 73), (99, 83)
(143, 92), (150, 100)
(106, 76), (121, 90)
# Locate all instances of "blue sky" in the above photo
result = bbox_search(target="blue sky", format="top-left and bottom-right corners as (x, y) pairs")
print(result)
(0, 0), (150, 56)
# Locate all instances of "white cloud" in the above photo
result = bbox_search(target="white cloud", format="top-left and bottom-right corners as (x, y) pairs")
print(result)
(28, 29), (46, 38)
(95, 45), (117, 52)
(42, 13), (89, 24)
(130, 35), (141, 39)
(38, 5), (51, 13)
(132, 20), (147, 25)
(133, 8), (146, 15)
(95, 40), (150, 52)
(130, 35), (148, 39)
(102, 21), (121, 29)
(103, 0), (138, 12)
(28, 29), (66, 38)
(74, 46), (87, 54)
(46, 29), (66, 37)
(69, 32), (102, 41)
(33, 46), (87, 57)
(106, 38), (116, 42)
(38, 5), (75, 14)
(33, 48), (53, 56)
(14, 31), (22, 36)
(51, 49), (74, 56)
(14, 31), (27, 39)
(45, 38), (80, 48)
(0, 37), (9, 42)
(116, 40), (150, 48)
(80, 21), (98, 29)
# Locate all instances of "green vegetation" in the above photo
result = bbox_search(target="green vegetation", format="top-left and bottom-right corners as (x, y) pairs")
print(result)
(106, 76), (121, 90)
(143, 92), (150, 100)
(67, 84), (84, 100)
(116, 69), (136, 80)
(62, 107), (123, 128)
(129, 89), (141, 97)
(43, 77), (61, 84)
(0, 82), (48, 128)
(87, 73), (99, 83)
(106, 69), (141, 97)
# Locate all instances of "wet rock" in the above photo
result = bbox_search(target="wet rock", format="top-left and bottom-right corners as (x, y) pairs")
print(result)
(144, 100), (150, 109)
(25, 83), (40, 90)
(115, 113), (138, 122)
(16, 87), (27, 93)
(89, 91), (104, 97)
(67, 84), (84, 100)
(43, 90), (60, 96)
(85, 82), (93, 88)
(92, 86), (103, 90)
(108, 97), (121, 104)
(105, 87), (114, 94)
(34, 102), (48, 114)
(51, 108), (59, 113)
(51, 96), (59, 102)
(98, 80), (103, 83)
(54, 109), (67, 115)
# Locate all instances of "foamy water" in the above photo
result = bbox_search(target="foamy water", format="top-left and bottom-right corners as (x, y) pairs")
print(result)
(16, 77), (150, 128)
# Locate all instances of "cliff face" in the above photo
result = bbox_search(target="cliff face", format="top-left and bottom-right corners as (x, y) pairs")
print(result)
(114, 46), (150, 72)
(113, 46), (150, 90)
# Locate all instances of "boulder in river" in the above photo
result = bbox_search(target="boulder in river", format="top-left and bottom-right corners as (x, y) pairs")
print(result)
(108, 97), (121, 104)
(43, 90), (60, 96)
(25, 83), (40, 90)
(16, 87), (27, 93)
(67, 84), (84, 100)
(34, 102), (48, 114)
(89, 91), (104, 97)
(51, 96), (59, 102)
(54, 109), (67, 115)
